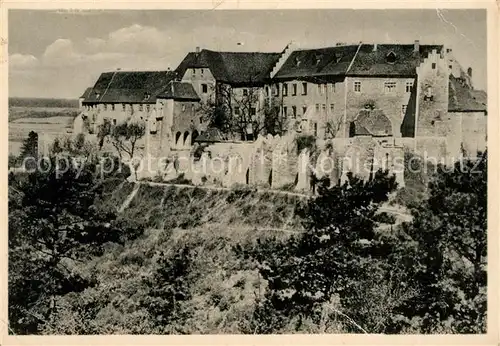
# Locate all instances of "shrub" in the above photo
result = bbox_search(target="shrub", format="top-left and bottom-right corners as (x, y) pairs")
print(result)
(295, 134), (317, 155)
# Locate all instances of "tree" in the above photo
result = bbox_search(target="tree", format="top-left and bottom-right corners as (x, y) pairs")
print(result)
(199, 81), (285, 141)
(394, 151), (487, 333)
(237, 170), (399, 333)
(19, 131), (39, 170)
(97, 120), (146, 179)
(8, 155), (144, 334)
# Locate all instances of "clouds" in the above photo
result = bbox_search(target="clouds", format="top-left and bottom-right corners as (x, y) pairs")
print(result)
(9, 53), (39, 69)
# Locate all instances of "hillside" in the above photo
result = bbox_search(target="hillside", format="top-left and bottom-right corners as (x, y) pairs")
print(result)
(40, 181), (311, 334)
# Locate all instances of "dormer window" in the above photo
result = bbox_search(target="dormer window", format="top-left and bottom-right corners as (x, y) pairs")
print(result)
(315, 54), (322, 65)
(95, 93), (100, 99)
(143, 93), (151, 101)
(386, 51), (397, 64)
(294, 57), (301, 66)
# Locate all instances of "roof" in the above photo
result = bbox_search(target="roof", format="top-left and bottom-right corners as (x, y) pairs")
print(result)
(346, 44), (444, 77)
(352, 109), (392, 137)
(273, 45), (360, 80)
(79, 87), (94, 99)
(157, 81), (200, 101)
(448, 75), (487, 112)
(194, 127), (229, 143)
(175, 49), (281, 85)
(83, 71), (176, 104)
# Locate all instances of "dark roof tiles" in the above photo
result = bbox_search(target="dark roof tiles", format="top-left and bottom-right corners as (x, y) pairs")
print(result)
(273, 45), (359, 80)
(175, 49), (280, 85)
(448, 75), (487, 112)
(83, 71), (176, 104)
(157, 81), (200, 101)
(347, 44), (444, 76)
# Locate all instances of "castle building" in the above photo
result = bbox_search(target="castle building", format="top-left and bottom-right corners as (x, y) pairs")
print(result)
(76, 40), (487, 184)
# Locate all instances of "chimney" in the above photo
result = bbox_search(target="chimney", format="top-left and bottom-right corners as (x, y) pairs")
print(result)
(467, 67), (472, 78)
(373, 43), (377, 52)
(414, 40), (420, 52)
(195, 46), (200, 53)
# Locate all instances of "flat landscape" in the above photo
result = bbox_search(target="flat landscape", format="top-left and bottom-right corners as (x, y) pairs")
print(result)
(8, 98), (79, 156)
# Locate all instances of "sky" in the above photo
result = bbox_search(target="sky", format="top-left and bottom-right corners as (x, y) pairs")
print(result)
(8, 9), (487, 99)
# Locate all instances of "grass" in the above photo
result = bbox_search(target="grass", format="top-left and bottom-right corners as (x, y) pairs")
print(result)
(122, 184), (306, 232)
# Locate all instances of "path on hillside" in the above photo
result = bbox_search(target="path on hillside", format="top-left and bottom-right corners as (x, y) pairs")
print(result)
(143, 181), (312, 199)
(119, 180), (413, 225)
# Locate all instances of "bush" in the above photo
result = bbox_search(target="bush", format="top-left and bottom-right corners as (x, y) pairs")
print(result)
(295, 134), (317, 155)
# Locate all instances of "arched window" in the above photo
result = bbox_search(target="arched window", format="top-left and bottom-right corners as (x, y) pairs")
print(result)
(192, 130), (199, 143)
(175, 131), (182, 146)
(183, 131), (190, 146)
(349, 122), (356, 138)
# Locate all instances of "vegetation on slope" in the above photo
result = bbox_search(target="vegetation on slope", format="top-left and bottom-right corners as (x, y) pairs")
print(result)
(8, 149), (487, 334)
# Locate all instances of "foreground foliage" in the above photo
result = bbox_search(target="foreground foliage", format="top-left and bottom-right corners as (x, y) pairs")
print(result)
(8, 152), (487, 334)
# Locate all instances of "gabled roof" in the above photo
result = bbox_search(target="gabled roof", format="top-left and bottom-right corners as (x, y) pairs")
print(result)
(448, 75), (487, 112)
(79, 87), (94, 99)
(83, 71), (176, 104)
(175, 49), (281, 85)
(352, 109), (392, 137)
(346, 44), (444, 77)
(273, 45), (359, 80)
(157, 81), (200, 101)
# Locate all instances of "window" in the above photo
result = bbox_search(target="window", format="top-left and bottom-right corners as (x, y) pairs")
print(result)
(313, 122), (318, 137)
(318, 84), (322, 95)
(432, 63), (436, 69)
(315, 104), (320, 112)
(182, 104), (186, 112)
(386, 51), (397, 64)
(384, 81), (397, 93)
(330, 104), (335, 113)
(113, 119), (117, 125)
(283, 84), (288, 96)
(265, 86), (270, 97)
(103, 104), (107, 111)
(323, 84), (328, 94)
(111, 104), (115, 111)
(202, 84), (208, 93)
(250, 107), (256, 116)
(122, 104), (126, 111)
(283, 106), (287, 116)
(322, 104), (326, 113)
(200, 68), (204, 76)
(292, 84), (297, 96)
(243, 89), (248, 97)
(273, 85), (279, 96)
(354, 81), (361, 92)
(146, 104), (151, 112)
(234, 107), (240, 116)
(302, 106), (307, 115)
(192, 68), (196, 75)
(302, 82), (308, 95)
(292, 106), (297, 118)
(401, 104), (407, 116)
(424, 86), (434, 101)
(405, 81), (414, 93)
(139, 104), (144, 111)
(331, 83), (336, 93)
